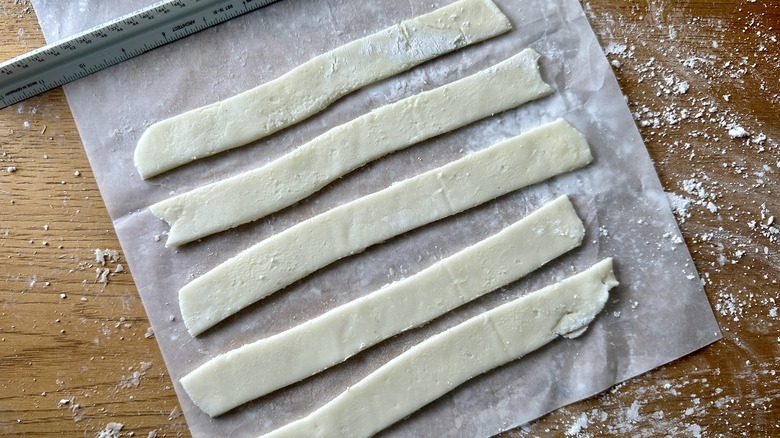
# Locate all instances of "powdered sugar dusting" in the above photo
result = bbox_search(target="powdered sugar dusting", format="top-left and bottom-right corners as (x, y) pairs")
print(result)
(519, 1), (778, 435)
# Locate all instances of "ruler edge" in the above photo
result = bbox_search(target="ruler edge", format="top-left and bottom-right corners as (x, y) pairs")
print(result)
(0, 0), (281, 109)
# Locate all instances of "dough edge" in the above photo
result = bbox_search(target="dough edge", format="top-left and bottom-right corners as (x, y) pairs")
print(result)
(260, 258), (617, 438)
(133, 0), (512, 178)
(180, 195), (585, 416)
(150, 48), (553, 247)
(178, 118), (593, 336)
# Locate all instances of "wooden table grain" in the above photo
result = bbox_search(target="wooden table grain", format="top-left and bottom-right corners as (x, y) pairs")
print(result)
(1, 0), (778, 436)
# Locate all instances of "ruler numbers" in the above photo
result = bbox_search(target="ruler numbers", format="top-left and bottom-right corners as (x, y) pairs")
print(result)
(0, 0), (281, 109)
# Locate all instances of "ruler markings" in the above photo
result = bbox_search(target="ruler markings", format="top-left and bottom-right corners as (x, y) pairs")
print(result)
(0, 0), (280, 109)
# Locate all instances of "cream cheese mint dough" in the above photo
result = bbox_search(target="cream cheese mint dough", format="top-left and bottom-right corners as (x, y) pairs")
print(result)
(134, 0), (512, 178)
(150, 48), (553, 247)
(178, 119), (592, 336)
(262, 259), (618, 438)
(28, 0), (721, 436)
(182, 196), (586, 416)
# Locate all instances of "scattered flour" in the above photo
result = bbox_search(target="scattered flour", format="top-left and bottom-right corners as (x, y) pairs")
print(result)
(565, 412), (589, 436)
(119, 371), (142, 389)
(96, 422), (124, 438)
(727, 124), (749, 138)
(666, 192), (692, 222)
(625, 400), (641, 422)
(560, 3), (779, 436)
(95, 248), (120, 265)
(605, 41), (628, 55)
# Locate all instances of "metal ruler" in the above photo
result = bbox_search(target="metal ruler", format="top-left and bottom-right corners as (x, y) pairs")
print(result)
(0, 0), (281, 110)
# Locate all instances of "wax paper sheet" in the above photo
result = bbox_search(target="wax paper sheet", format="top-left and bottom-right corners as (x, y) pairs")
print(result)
(30, 0), (722, 436)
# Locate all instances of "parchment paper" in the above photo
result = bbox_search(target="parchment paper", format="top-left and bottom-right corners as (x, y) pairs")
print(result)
(30, 0), (722, 436)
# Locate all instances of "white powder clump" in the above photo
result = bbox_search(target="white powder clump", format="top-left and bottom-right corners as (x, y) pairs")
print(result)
(687, 423), (703, 437)
(680, 178), (721, 215)
(605, 41), (627, 55)
(119, 371), (142, 389)
(666, 192), (692, 222)
(673, 80), (689, 94)
(97, 422), (124, 438)
(565, 412), (589, 436)
(626, 400), (641, 422)
(95, 248), (120, 265)
(97, 267), (110, 285)
(727, 124), (749, 138)
(682, 179), (707, 199)
(95, 249), (105, 265)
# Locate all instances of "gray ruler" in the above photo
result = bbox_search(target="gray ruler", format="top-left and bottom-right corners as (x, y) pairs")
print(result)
(0, 0), (281, 110)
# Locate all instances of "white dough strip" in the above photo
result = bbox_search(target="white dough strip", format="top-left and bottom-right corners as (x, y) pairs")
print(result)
(179, 119), (591, 335)
(151, 48), (553, 247)
(260, 259), (617, 438)
(134, 0), (513, 178)
(180, 118), (592, 336)
(181, 195), (585, 417)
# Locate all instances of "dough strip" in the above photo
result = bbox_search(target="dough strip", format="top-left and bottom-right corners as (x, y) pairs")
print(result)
(181, 195), (585, 416)
(260, 259), (617, 438)
(151, 48), (553, 247)
(134, 0), (512, 178)
(180, 118), (593, 336)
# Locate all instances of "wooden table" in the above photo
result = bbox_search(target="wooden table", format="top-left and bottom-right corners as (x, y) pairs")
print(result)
(1, 0), (777, 436)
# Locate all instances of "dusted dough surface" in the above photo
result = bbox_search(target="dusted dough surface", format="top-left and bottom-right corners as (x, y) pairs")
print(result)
(260, 259), (617, 438)
(133, 0), (512, 178)
(151, 48), (553, 247)
(181, 195), (585, 417)
(179, 119), (593, 336)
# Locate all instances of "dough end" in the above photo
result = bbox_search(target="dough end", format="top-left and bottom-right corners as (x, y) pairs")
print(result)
(135, 123), (171, 179)
(179, 278), (217, 337)
(553, 258), (617, 339)
(147, 200), (188, 248)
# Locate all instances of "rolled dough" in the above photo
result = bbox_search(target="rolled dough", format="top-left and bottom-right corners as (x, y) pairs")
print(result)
(181, 195), (585, 416)
(260, 259), (618, 438)
(179, 118), (592, 336)
(152, 48), (553, 247)
(134, 0), (512, 178)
